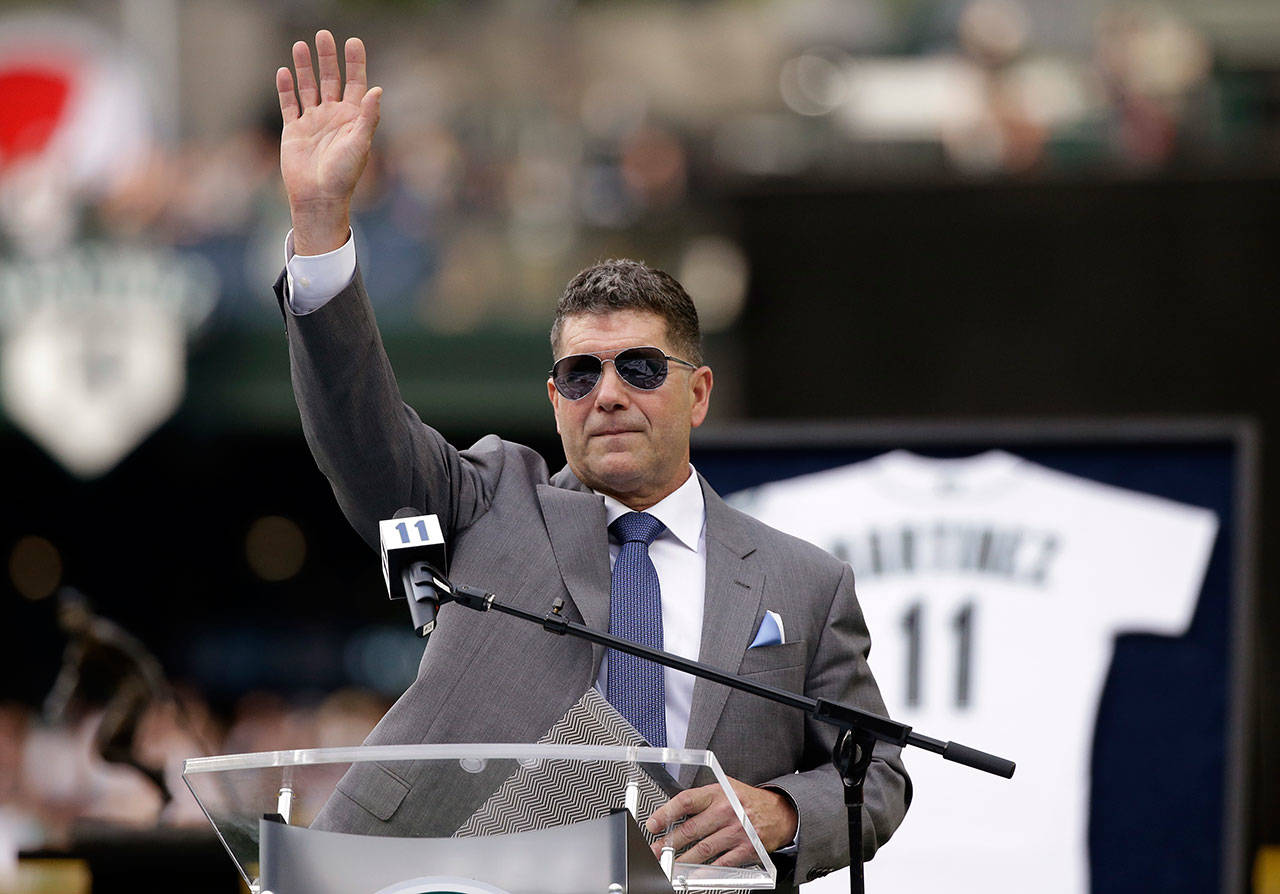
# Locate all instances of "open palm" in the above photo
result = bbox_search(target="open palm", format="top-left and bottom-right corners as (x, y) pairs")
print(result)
(276, 30), (381, 253)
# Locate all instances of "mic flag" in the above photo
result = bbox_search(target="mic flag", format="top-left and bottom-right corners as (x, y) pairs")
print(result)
(379, 508), (448, 637)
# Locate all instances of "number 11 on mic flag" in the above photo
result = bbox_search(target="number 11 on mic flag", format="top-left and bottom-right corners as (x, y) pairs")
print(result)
(379, 511), (447, 603)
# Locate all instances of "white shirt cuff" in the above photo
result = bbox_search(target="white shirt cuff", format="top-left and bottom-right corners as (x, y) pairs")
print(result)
(284, 228), (357, 314)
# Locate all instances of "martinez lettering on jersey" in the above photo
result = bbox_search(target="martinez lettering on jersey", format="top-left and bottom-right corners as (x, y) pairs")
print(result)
(826, 523), (1061, 585)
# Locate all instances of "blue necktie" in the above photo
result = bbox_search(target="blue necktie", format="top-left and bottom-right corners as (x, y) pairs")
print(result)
(606, 511), (668, 748)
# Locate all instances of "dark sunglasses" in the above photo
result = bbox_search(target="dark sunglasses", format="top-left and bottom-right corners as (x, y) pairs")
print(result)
(550, 346), (698, 400)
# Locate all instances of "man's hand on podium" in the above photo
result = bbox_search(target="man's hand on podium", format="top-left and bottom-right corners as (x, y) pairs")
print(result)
(645, 776), (799, 866)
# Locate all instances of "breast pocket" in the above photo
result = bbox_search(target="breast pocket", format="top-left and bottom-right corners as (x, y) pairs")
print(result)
(717, 640), (809, 778)
(737, 640), (806, 692)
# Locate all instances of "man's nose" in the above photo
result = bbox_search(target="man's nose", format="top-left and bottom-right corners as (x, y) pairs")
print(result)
(594, 360), (630, 409)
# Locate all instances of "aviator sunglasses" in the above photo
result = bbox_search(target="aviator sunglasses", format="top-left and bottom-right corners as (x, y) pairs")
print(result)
(550, 346), (698, 400)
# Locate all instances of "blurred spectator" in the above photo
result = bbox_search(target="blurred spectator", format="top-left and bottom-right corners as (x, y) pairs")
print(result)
(1095, 4), (1212, 167)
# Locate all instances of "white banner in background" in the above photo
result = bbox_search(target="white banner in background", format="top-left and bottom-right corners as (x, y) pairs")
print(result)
(0, 246), (216, 478)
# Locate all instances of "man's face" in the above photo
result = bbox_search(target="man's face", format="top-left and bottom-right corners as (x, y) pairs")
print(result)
(548, 310), (713, 510)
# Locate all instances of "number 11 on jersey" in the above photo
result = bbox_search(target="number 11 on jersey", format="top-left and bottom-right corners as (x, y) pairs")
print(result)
(901, 598), (977, 710)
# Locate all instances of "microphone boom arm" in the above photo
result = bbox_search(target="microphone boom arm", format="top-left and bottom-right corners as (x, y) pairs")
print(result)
(426, 568), (1015, 777)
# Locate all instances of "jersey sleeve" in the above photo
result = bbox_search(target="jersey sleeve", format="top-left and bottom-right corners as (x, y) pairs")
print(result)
(1060, 476), (1219, 636)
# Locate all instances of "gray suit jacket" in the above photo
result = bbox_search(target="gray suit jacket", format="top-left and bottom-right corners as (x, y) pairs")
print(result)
(279, 270), (910, 885)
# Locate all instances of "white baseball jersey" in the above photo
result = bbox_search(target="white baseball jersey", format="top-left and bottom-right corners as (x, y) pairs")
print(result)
(730, 450), (1218, 894)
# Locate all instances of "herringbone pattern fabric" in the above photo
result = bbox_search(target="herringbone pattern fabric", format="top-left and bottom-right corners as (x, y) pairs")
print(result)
(455, 689), (665, 839)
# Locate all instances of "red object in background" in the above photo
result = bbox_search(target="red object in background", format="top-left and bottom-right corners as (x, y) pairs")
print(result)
(0, 66), (73, 167)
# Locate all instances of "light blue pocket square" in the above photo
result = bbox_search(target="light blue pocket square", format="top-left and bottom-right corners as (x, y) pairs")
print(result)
(749, 610), (785, 648)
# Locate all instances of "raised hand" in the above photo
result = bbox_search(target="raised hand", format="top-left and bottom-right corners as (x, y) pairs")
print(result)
(276, 30), (382, 255)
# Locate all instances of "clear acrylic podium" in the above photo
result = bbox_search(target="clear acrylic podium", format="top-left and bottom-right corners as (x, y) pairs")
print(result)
(183, 744), (777, 893)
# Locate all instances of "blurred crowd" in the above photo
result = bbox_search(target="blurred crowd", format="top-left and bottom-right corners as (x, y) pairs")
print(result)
(2, 0), (1272, 333)
(0, 685), (390, 864)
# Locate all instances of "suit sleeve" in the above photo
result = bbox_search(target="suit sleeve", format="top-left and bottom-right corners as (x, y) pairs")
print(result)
(278, 267), (505, 550)
(763, 562), (912, 883)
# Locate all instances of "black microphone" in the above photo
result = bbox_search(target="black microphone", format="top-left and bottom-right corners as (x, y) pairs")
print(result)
(379, 508), (449, 637)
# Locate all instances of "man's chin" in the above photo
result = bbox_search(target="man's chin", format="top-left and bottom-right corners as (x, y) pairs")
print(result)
(579, 458), (644, 495)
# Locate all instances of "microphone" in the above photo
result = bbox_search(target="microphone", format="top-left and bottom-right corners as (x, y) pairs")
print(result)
(379, 508), (448, 637)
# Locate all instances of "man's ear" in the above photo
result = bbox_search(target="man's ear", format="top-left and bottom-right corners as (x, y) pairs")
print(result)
(689, 366), (713, 428)
(546, 378), (562, 434)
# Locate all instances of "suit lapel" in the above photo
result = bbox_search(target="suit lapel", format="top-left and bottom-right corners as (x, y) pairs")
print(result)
(539, 468), (765, 782)
(680, 479), (762, 784)
(537, 473), (611, 675)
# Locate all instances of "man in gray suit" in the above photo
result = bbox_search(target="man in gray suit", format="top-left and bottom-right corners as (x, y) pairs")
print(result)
(275, 31), (908, 886)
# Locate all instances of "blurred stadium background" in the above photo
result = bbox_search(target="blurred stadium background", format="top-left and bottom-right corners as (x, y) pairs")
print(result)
(1, 0), (1278, 891)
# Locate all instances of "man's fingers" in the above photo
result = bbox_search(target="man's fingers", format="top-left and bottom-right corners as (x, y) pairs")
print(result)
(711, 841), (760, 868)
(664, 815), (715, 854)
(677, 824), (743, 866)
(276, 67), (299, 123)
(645, 785), (715, 834)
(292, 40), (318, 107)
(645, 794), (681, 833)
(655, 799), (733, 853)
(357, 86), (382, 133)
(315, 29), (341, 103)
(343, 37), (367, 104)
